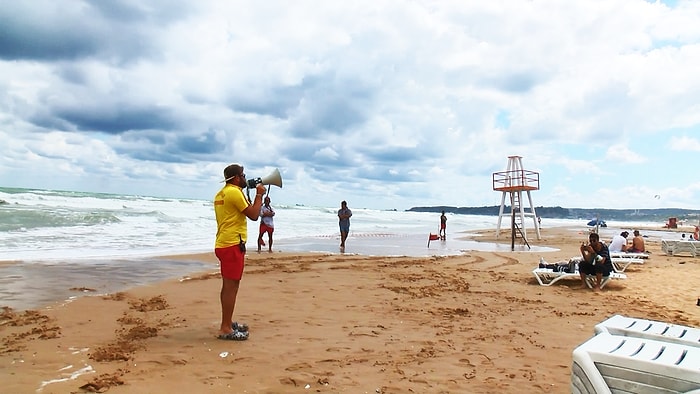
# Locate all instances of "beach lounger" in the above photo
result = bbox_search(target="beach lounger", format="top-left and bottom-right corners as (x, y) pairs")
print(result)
(610, 257), (645, 273)
(532, 267), (626, 288)
(594, 314), (700, 348)
(571, 331), (700, 394)
(662, 240), (698, 257)
(532, 267), (579, 286)
(610, 252), (650, 259)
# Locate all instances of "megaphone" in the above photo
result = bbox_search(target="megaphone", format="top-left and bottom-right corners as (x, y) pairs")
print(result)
(247, 168), (283, 189)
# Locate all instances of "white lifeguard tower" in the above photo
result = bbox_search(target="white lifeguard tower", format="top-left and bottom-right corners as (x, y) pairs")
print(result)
(492, 156), (541, 249)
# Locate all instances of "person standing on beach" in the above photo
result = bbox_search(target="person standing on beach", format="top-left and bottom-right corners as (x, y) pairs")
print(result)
(338, 200), (352, 250)
(257, 196), (275, 253)
(213, 164), (266, 340)
(439, 211), (447, 240)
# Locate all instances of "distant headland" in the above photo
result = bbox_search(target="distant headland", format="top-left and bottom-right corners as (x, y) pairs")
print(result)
(406, 206), (700, 223)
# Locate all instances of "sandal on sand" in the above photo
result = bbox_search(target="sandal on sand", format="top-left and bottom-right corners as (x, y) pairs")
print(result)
(218, 330), (248, 341)
(232, 321), (249, 332)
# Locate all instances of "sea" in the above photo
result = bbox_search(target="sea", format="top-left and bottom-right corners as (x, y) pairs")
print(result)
(0, 186), (667, 310)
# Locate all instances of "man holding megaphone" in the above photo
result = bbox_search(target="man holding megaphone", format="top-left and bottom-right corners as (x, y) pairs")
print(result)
(213, 165), (283, 340)
(213, 163), (266, 341)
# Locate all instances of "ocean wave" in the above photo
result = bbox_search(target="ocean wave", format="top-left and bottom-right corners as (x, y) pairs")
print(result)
(0, 186), (672, 262)
(0, 206), (121, 232)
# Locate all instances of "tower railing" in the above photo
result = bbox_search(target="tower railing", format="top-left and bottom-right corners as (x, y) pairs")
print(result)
(492, 169), (539, 192)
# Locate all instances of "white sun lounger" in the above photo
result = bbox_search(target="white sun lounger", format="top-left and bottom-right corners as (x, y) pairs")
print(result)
(662, 240), (698, 257)
(594, 314), (700, 349)
(610, 252), (650, 259)
(532, 268), (579, 286)
(532, 267), (626, 288)
(571, 331), (700, 394)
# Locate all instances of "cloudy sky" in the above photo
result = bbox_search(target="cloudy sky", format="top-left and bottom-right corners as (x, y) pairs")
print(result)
(1, 0), (699, 210)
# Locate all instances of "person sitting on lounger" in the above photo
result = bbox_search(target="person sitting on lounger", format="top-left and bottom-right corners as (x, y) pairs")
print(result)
(579, 232), (612, 292)
(628, 230), (645, 253)
(608, 231), (629, 252)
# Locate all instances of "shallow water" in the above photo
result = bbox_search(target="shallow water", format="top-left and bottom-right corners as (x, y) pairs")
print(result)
(0, 258), (212, 311)
(273, 232), (557, 256)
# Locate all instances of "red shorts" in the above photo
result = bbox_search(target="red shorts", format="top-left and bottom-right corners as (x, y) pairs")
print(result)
(215, 244), (245, 280)
(259, 223), (274, 235)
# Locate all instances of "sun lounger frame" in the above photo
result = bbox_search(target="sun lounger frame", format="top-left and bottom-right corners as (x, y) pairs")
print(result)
(610, 257), (645, 273)
(532, 267), (626, 288)
(610, 252), (650, 259)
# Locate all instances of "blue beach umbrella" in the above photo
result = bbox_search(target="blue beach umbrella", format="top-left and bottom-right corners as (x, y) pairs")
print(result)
(587, 219), (607, 227)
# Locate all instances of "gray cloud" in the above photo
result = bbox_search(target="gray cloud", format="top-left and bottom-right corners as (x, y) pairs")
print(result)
(0, 7), (99, 60)
(52, 105), (177, 134)
(112, 128), (226, 163)
(175, 129), (225, 155)
(0, 1), (192, 62)
(287, 76), (375, 138)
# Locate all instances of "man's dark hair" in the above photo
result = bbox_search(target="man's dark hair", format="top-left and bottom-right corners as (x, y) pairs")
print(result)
(589, 233), (600, 241)
(223, 164), (243, 183)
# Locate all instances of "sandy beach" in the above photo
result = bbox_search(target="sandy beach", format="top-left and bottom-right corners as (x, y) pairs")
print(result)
(2, 226), (699, 393)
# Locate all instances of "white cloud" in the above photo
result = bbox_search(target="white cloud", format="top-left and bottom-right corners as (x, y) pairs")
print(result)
(668, 135), (700, 152)
(604, 144), (647, 164)
(313, 147), (339, 161)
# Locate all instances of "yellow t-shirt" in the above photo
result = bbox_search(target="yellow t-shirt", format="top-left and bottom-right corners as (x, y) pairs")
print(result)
(214, 184), (249, 248)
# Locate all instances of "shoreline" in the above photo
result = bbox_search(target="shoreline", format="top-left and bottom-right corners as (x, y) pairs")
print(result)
(0, 224), (695, 312)
(0, 228), (555, 312)
(1, 226), (699, 393)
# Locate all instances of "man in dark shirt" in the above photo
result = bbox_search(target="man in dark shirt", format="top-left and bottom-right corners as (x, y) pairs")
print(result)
(579, 232), (612, 292)
(338, 200), (352, 250)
